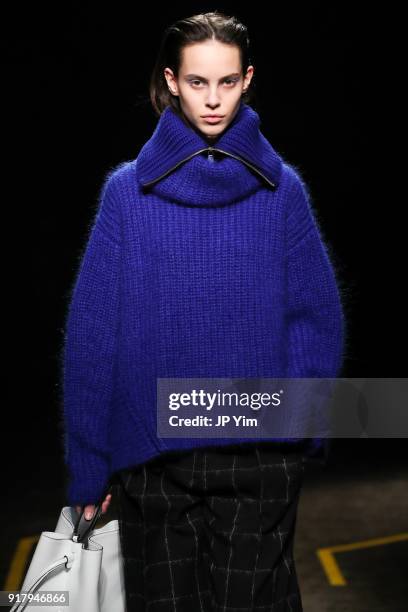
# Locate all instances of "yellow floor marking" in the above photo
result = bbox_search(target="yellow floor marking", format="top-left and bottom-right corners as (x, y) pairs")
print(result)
(4, 535), (39, 591)
(317, 532), (408, 586)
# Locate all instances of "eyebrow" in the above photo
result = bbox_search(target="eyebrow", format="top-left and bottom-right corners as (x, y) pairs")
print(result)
(184, 73), (241, 81)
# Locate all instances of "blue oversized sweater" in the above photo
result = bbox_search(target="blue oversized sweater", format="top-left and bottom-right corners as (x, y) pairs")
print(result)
(61, 101), (345, 506)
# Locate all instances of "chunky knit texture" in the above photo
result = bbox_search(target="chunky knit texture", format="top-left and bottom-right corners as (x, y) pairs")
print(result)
(61, 101), (345, 506)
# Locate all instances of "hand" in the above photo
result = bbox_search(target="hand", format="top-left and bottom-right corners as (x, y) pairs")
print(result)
(75, 492), (112, 520)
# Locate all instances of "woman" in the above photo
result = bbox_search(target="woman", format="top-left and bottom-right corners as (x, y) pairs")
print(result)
(62, 10), (345, 611)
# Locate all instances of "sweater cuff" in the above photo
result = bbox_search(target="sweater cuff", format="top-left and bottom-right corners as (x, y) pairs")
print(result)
(64, 435), (111, 507)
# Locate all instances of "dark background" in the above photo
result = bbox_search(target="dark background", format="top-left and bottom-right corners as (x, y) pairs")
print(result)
(2, 4), (404, 502)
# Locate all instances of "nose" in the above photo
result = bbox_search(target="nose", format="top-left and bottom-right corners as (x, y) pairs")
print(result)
(205, 86), (221, 108)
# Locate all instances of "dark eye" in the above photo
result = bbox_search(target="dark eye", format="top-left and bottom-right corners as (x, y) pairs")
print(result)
(224, 78), (239, 87)
(189, 78), (238, 87)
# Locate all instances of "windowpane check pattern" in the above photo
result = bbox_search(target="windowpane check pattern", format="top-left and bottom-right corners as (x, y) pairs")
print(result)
(113, 441), (306, 611)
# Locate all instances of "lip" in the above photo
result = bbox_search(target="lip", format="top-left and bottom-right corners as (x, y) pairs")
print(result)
(202, 115), (224, 124)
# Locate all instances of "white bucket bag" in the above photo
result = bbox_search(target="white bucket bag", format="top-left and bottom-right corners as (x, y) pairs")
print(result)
(9, 490), (126, 612)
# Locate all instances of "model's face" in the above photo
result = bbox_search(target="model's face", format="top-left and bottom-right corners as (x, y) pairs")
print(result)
(164, 39), (254, 143)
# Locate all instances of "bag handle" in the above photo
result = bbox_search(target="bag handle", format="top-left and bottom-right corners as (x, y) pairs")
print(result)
(72, 483), (113, 547)
(72, 501), (103, 548)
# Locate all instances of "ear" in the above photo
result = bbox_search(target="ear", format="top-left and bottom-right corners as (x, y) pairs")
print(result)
(243, 65), (255, 91)
(164, 67), (178, 96)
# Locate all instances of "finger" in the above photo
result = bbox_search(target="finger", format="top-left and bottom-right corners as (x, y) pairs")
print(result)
(101, 493), (112, 513)
(84, 505), (95, 520)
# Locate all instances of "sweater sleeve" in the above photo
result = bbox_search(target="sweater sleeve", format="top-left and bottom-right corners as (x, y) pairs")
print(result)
(285, 168), (346, 454)
(61, 171), (121, 507)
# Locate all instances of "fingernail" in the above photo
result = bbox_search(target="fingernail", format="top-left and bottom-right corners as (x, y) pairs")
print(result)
(85, 511), (92, 520)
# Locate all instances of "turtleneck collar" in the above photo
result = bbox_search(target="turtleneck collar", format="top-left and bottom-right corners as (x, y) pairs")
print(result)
(135, 101), (283, 207)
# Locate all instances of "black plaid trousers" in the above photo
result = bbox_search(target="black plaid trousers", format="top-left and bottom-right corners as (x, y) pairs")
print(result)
(113, 441), (306, 611)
